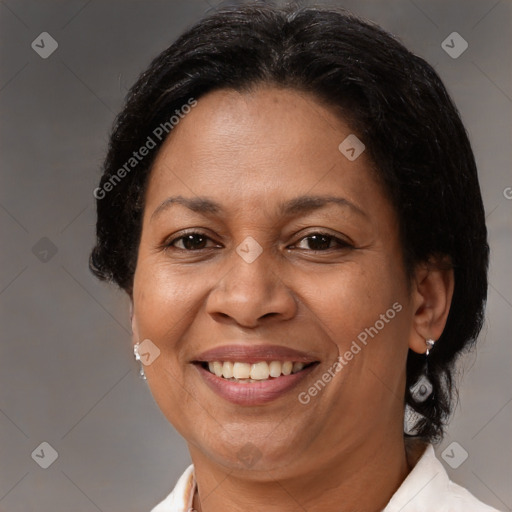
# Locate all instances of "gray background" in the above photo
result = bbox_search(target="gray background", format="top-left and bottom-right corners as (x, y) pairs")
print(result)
(0, 0), (510, 510)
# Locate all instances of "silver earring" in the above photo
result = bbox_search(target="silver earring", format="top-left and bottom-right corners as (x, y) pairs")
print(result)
(133, 342), (147, 380)
(404, 337), (436, 435)
(403, 404), (424, 436)
(409, 374), (433, 403)
(410, 338), (435, 401)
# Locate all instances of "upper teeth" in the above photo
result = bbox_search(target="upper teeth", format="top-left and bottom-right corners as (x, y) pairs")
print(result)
(207, 361), (306, 380)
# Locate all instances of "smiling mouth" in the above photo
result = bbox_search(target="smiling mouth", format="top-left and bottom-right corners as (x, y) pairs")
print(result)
(198, 360), (318, 383)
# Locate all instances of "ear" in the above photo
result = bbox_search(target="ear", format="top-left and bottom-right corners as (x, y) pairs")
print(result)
(130, 299), (139, 342)
(408, 256), (455, 354)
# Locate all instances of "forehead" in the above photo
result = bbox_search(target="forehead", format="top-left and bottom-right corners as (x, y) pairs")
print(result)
(144, 86), (388, 221)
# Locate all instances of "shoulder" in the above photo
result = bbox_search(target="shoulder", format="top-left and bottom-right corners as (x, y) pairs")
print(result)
(384, 442), (502, 512)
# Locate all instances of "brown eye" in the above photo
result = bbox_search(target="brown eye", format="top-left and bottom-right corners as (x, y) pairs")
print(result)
(168, 232), (213, 251)
(294, 232), (351, 251)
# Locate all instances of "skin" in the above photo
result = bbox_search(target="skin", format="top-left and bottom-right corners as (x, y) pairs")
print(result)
(130, 86), (454, 512)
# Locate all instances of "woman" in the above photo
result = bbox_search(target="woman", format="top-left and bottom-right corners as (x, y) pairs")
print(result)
(89, 2), (500, 511)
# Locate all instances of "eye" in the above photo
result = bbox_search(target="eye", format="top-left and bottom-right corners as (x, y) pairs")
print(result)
(166, 231), (220, 251)
(292, 232), (352, 251)
(163, 230), (351, 253)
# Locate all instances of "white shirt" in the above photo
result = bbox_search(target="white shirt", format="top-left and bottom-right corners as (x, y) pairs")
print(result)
(150, 443), (501, 512)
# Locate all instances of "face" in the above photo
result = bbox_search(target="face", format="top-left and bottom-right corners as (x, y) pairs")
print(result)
(131, 86), (416, 477)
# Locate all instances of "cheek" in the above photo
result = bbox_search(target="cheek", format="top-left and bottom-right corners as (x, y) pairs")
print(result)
(294, 259), (406, 344)
(303, 262), (410, 410)
(305, 259), (411, 406)
(133, 262), (204, 347)
(137, 248), (204, 300)
(131, 263), (206, 433)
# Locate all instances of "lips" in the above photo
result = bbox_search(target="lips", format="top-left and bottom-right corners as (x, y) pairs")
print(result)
(191, 344), (320, 405)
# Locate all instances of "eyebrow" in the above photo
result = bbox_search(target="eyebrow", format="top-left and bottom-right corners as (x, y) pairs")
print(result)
(150, 194), (367, 222)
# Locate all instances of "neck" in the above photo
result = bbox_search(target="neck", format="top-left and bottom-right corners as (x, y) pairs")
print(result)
(190, 433), (411, 512)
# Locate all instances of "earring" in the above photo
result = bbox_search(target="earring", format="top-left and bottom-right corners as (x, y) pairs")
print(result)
(410, 338), (435, 402)
(133, 342), (147, 380)
(404, 337), (436, 435)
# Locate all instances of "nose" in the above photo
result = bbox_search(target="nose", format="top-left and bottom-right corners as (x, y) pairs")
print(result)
(205, 247), (297, 328)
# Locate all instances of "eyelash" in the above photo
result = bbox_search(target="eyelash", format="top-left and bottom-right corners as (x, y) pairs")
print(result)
(163, 230), (353, 252)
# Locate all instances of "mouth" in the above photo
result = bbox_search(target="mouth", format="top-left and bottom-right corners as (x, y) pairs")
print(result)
(197, 360), (317, 383)
(191, 344), (320, 405)
(194, 360), (319, 405)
